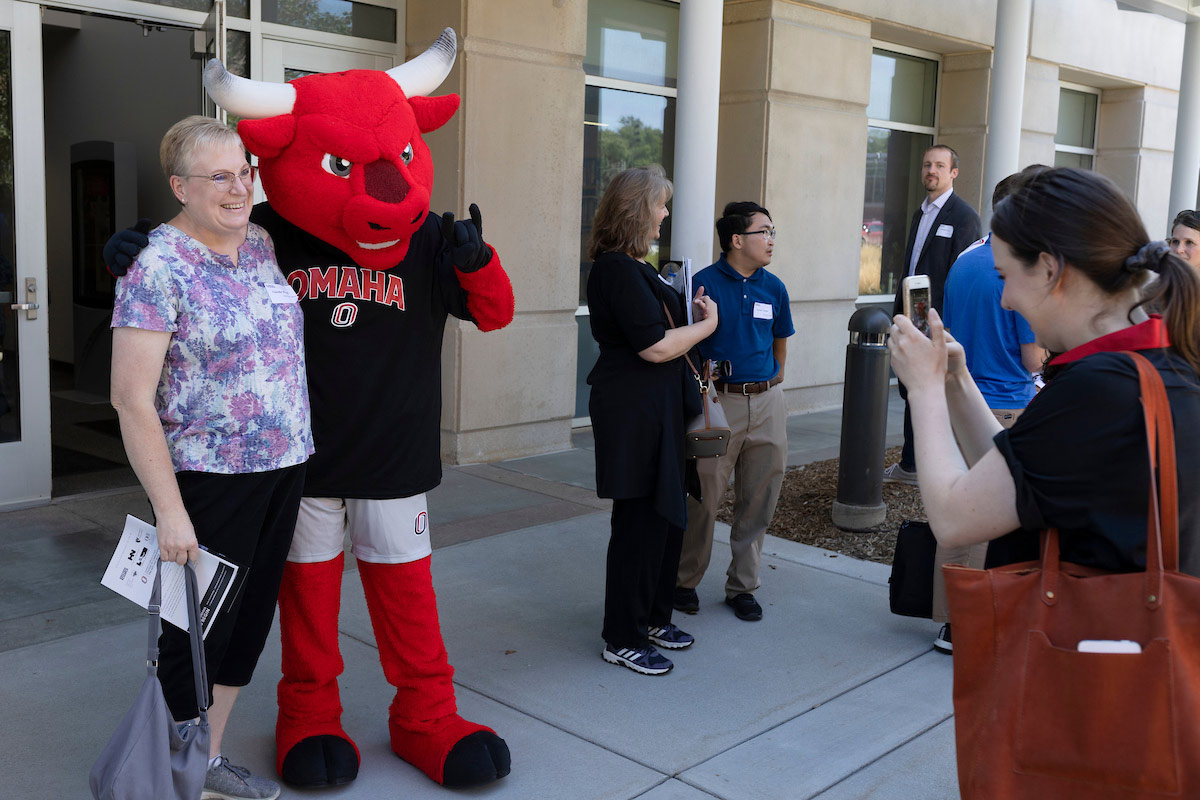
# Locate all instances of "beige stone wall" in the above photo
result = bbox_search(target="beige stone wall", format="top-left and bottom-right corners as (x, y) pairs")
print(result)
(718, 1), (871, 413)
(407, 2), (586, 463)
(938, 52), (991, 213)
(1097, 86), (1178, 236)
(1019, 60), (1060, 171)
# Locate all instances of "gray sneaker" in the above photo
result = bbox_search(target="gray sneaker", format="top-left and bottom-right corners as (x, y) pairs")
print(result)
(882, 462), (919, 486)
(203, 756), (281, 800)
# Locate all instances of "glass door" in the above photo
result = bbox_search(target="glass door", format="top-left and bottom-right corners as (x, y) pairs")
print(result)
(0, 0), (50, 507)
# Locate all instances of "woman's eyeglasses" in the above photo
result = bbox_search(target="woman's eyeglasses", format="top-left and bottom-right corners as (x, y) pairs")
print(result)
(182, 166), (257, 191)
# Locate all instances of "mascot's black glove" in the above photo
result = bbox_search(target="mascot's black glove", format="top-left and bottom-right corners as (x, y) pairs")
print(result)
(102, 218), (153, 278)
(441, 203), (492, 273)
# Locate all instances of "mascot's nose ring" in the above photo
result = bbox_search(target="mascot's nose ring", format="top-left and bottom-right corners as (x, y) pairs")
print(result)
(365, 159), (410, 204)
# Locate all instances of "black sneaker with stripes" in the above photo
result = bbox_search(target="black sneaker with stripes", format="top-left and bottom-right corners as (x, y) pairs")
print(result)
(602, 644), (674, 675)
(648, 623), (694, 650)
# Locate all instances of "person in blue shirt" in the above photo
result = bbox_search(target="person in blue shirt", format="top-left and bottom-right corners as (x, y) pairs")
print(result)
(931, 166), (1047, 654)
(674, 202), (795, 622)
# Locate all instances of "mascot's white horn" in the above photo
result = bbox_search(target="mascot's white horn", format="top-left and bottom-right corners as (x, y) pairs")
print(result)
(203, 59), (296, 120)
(386, 27), (457, 98)
(203, 27), (455, 120)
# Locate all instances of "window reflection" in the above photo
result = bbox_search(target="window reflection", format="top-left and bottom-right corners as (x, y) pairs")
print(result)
(584, 0), (678, 87)
(579, 86), (675, 305)
(861, 127), (933, 296)
(861, 48), (938, 297)
(261, 0), (396, 43)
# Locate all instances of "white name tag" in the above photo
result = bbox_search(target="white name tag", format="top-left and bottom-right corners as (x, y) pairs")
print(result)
(753, 302), (773, 320)
(265, 283), (299, 304)
(936, 224), (954, 238)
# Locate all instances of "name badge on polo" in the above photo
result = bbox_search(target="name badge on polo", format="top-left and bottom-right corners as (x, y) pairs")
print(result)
(265, 283), (299, 304)
(935, 224), (954, 238)
(753, 302), (773, 320)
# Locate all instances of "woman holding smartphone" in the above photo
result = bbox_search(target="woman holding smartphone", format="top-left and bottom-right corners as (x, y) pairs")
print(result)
(586, 165), (717, 676)
(889, 166), (1200, 580)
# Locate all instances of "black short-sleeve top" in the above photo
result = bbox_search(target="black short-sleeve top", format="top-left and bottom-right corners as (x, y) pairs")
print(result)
(586, 251), (694, 528)
(991, 319), (1200, 576)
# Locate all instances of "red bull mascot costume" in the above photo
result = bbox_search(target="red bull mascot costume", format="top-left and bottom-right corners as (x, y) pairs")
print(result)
(204, 28), (513, 789)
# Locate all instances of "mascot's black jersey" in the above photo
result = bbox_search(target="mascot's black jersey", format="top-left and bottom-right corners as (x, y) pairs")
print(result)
(252, 203), (472, 499)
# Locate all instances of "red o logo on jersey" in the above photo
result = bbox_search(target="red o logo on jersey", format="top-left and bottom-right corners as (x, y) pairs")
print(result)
(415, 511), (428, 535)
(331, 302), (358, 328)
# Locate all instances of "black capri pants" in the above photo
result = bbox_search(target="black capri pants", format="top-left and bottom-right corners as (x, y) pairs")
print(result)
(158, 463), (305, 720)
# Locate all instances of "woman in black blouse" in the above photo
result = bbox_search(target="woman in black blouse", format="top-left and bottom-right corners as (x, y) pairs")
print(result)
(889, 167), (1200, 576)
(587, 165), (718, 676)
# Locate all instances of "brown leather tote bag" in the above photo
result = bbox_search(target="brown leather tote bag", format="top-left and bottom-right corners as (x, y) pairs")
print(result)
(944, 352), (1200, 799)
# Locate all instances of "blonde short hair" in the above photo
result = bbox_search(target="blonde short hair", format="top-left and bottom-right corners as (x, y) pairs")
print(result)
(588, 165), (673, 261)
(160, 115), (244, 180)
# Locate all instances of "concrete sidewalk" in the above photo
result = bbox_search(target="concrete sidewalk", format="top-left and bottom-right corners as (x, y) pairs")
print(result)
(1, 387), (963, 799)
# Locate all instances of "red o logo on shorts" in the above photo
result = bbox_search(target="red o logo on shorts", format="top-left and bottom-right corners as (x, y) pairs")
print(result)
(415, 511), (428, 535)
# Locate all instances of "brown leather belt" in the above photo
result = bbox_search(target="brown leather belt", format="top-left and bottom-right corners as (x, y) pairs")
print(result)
(715, 375), (783, 395)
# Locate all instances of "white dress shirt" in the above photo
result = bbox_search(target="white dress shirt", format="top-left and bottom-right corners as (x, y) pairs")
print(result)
(908, 187), (954, 276)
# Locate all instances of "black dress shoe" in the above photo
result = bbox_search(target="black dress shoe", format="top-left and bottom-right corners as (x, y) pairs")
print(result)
(673, 586), (699, 614)
(725, 593), (763, 621)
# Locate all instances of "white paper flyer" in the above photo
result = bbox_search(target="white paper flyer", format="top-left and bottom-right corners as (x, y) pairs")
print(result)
(684, 258), (695, 325)
(100, 515), (240, 638)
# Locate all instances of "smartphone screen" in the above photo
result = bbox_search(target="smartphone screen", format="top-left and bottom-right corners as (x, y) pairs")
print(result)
(908, 285), (931, 335)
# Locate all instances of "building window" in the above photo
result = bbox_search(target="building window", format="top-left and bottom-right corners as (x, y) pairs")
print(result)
(576, 0), (678, 422)
(860, 46), (939, 299)
(261, 0), (396, 43)
(1055, 85), (1099, 170)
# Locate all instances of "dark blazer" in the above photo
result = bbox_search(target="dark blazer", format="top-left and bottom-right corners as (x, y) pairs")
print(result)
(895, 190), (981, 315)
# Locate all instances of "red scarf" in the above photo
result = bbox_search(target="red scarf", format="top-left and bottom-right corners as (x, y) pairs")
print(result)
(1048, 315), (1170, 366)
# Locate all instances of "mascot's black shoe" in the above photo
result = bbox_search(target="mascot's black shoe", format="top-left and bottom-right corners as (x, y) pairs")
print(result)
(280, 735), (360, 787)
(442, 731), (512, 788)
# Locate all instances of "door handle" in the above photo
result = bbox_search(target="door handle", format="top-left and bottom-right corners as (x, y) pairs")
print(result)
(12, 278), (37, 320)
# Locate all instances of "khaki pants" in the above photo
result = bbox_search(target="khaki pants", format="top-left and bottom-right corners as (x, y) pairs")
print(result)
(932, 406), (1024, 623)
(678, 383), (787, 598)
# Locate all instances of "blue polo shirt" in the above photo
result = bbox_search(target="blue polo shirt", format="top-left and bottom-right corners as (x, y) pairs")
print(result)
(942, 235), (1037, 409)
(694, 256), (794, 382)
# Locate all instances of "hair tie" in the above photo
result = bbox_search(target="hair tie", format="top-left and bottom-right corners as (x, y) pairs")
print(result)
(1124, 240), (1170, 274)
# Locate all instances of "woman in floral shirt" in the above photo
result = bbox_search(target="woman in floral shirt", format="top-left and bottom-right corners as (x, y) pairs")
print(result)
(110, 115), (311, 800)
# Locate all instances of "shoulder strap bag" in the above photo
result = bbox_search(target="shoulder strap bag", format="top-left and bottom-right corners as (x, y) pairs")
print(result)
(663, 301), (730, 459)
(90, 562), (212, 800)
(944, 351), (1200, 799)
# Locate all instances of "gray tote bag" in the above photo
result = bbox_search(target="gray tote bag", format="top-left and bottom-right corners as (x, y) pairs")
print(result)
(89, 562), (211, 800)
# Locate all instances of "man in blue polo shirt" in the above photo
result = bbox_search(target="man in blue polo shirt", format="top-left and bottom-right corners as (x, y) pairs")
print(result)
(932, 166), (1046, 654)
(674, 202), (795, 622)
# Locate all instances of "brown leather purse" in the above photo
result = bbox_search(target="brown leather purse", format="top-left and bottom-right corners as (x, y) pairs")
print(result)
(944, 352), (1200, 799)
(662, 302), (729, 459)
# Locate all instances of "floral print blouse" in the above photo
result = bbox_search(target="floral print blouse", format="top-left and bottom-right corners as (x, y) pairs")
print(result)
(112, 223), (313, 474)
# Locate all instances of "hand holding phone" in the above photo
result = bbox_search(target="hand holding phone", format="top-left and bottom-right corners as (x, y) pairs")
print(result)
(903, 275), (932, 336)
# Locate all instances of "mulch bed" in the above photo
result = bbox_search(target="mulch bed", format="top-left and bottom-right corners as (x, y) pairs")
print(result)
(716, 447), (925, 565)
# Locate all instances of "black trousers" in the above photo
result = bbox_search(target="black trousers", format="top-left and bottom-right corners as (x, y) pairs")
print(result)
(159, 463), (305, 720)
(602, 496), (683, 649)
(899, 380), (915, 471)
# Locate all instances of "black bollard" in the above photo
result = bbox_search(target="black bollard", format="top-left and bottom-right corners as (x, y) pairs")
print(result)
(832, 307), (892, 531)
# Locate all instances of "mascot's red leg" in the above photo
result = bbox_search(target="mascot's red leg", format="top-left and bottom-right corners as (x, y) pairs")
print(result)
(275, 554), (361, 786)
(357, 557), (512, 787)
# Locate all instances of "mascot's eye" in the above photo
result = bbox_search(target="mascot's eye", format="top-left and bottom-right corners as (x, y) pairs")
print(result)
(322, 154), (353, 178)
(401, 143), (414, 165)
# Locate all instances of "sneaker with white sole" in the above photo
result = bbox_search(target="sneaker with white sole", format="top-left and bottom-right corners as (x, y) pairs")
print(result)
(203, 756), (281, 800)
(602, 644), (674, 675)
(933, 623), (953, 654)
(883, 462), (919, 485)
(648, 623), (695, 650)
